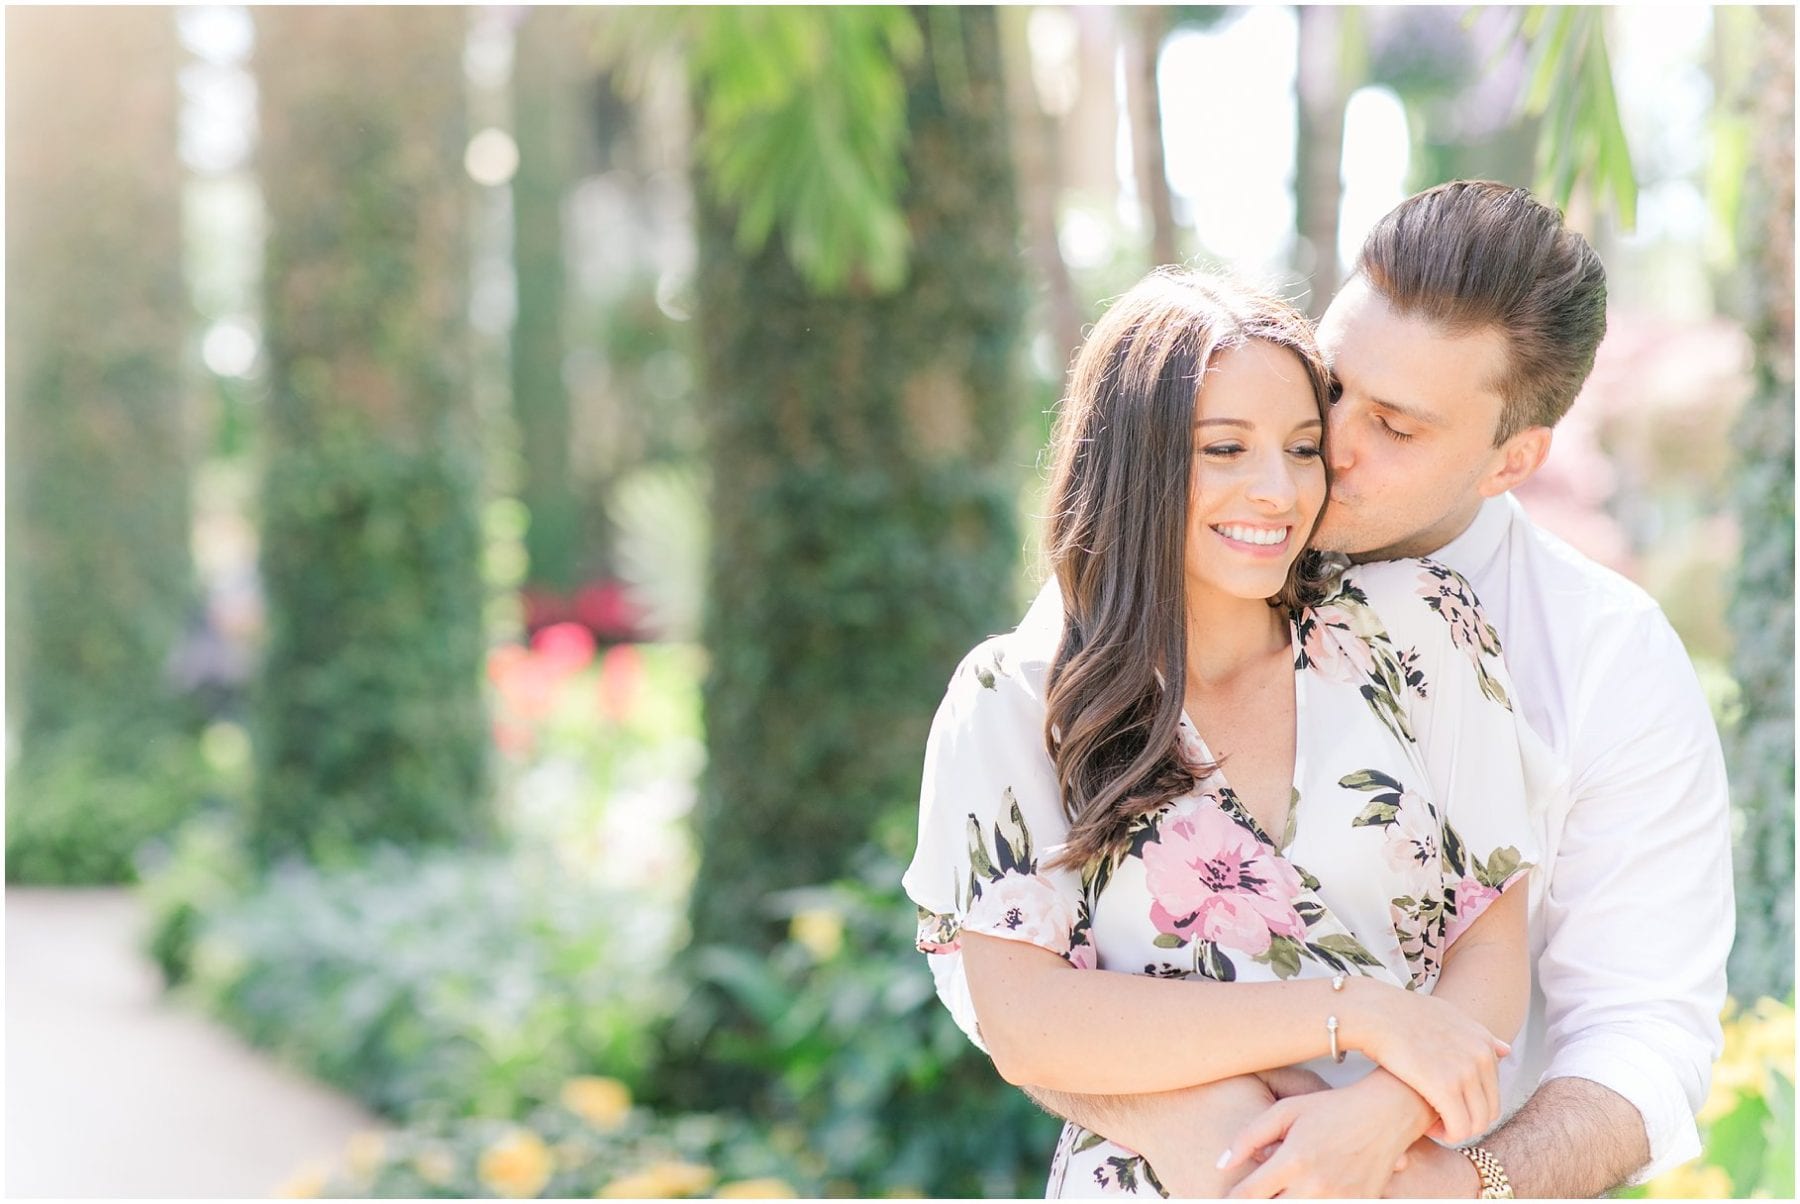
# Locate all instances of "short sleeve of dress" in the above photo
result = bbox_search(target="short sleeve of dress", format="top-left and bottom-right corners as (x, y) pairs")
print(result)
(901, 635), (1093, 1045)
(1338, 558), (1541, 951)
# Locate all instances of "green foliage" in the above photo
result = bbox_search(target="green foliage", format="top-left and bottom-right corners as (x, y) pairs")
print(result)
(677, 851), (1059, 1197)
(610, 464), (709, 644)
(298, 1092), (815, 1199)
(137, 806), (257, 986)
(598, 7), (922, 293)
(1507, 7), (1637, 228)
(172, 843), (681, 1125)
(255, 442), (494, 865)
(6, 724), (210, 886)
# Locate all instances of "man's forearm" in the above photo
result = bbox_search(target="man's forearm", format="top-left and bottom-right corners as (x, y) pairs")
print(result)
(1018, 1084), (1164, 1154)
(1478, 1076), (1650, 1197)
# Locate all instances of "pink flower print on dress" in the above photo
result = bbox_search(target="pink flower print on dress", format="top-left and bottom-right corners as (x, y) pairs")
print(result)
(1442, 876), (1502, 946)
(1383, 789), (1441, 888)
(1300, 603), (1380, 684)
(978, 871), (1079, 957)
(1142, 807), (1306, 956)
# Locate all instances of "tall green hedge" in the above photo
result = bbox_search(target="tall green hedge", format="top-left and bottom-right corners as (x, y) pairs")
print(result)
(685, 6), (1028, 957)
(5, 9), (203, 883)
(251, 9), (492, 867)
(1725, 8), (1795, 1001)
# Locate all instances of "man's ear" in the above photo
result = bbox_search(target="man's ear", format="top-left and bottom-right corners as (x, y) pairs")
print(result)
(1478, 426), (1552, 497)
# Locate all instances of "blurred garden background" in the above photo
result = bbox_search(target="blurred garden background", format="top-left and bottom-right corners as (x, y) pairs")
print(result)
(4, 5), (1792, 1199)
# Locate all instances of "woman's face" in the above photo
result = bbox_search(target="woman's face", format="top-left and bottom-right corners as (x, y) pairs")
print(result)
(1184, 339), (1327, 605)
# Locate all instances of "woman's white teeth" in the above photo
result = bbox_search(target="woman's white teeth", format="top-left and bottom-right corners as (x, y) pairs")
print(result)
(1216, 525), (1287, 546)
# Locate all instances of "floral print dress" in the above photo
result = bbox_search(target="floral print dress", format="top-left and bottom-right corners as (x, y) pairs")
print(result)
(902, 559), (1538, 1199)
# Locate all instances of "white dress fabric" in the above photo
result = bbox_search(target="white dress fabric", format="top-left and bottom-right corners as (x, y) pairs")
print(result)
(903, 558), (1539, 1198)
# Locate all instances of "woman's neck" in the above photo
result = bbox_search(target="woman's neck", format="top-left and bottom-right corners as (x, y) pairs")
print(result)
(1183, 587), (1289, 687)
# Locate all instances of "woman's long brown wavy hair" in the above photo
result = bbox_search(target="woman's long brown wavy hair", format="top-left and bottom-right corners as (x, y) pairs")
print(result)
(1042, 269), (1335, 873)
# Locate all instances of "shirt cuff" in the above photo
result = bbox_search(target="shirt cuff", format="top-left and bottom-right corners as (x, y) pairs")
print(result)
(1540, 1035), (1703, 1184)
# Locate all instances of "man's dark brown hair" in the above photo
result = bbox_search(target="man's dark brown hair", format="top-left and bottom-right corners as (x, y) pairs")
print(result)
(1355, 179), (1608, 444)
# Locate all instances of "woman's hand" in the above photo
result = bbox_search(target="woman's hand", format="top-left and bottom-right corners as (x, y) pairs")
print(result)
(1345, 979), (1510, 1145)
(1216, 1085), (1416, 1198)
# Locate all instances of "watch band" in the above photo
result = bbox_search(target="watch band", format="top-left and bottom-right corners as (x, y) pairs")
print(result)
(1460, 1144), (1514, 1199)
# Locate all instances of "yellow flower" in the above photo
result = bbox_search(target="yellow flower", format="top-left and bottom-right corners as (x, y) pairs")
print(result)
(345, 1130), (387, 1180)
(1643, 1160), (1734, 1198)
(275, 1161), (331, 1198)
(714, 1178), (796, 1198)
(789, 907), (845, 960)
(478, 1129), (555, 1199)
(561, 1075), (633, 1131)
(597, 1160), (717, 1198)
(413, 1144), (458, 1187)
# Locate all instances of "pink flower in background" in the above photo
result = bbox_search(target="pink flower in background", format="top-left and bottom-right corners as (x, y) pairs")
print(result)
(1443, 876), (1501, 946)
(487, 643), (558, 722)
(1142, 807), (1305, 955)
(532, 621), (597, 675)
(598, 643), (644, 722)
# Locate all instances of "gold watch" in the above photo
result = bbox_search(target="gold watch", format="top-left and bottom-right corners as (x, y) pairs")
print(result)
(1459, 1144), (1514, 1199)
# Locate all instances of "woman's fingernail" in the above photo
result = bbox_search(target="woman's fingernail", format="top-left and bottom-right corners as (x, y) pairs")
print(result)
(1216, 1149), (1232, 1170)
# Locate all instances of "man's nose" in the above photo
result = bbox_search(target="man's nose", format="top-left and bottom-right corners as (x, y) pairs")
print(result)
(1326, 409), (1356, 474)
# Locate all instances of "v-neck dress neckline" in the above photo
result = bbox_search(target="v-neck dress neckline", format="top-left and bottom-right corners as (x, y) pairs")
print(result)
(1174, 615), (1307, 852)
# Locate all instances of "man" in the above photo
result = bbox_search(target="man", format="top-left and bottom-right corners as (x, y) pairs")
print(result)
(924, 181), (1733, 1197)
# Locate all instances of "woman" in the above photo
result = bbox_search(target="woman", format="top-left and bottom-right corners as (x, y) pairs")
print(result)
(903, 270), (1536, 1198)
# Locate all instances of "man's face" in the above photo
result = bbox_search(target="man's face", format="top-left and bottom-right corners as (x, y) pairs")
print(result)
(1312, 275), (1516, 561)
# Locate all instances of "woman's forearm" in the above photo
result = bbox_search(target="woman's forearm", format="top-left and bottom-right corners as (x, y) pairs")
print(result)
(1433, 880), (1530, 1043)
(962, 931), (1375, 1094)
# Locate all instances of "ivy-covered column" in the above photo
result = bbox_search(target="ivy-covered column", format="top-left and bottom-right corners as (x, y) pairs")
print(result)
(5, 9), (202, 883)
(251, 9), (492, 866)
(1725, 6), (1795, 1000)
(686, 7), (1027, 955)
(511, 5), (583, 598)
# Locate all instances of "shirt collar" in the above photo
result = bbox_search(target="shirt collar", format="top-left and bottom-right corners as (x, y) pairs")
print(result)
(1428, 494), (1516, 581)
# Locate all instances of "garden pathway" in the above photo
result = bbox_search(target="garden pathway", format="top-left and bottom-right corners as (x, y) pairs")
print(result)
(6, 887), (380, 1198)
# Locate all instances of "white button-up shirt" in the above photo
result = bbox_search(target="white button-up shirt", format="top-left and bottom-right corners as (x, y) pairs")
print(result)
(1432, 493), (1731, 1182)
(927, 492), (1731, 1182)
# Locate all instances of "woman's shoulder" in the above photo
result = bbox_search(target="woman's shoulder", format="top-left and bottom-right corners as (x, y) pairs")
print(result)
(941, 623), (1056, 714)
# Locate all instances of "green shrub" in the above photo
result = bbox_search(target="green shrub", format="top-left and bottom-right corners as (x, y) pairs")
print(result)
(180, 844), (682, 1125)
(136, 804), (257, 986)
(677, 848), (1060, 1198)
(6, 723), (208, 885)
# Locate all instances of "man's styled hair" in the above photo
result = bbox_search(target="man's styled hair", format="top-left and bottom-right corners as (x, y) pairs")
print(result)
(1355, 180), (1608, 445)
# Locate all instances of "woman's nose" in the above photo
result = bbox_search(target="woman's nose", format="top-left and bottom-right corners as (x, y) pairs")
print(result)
(1245, 452), (1300, 508)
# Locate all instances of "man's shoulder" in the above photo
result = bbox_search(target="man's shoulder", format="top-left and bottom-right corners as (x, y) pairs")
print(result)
(1504, 501), (1671, 634)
